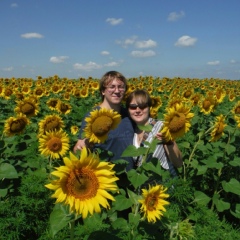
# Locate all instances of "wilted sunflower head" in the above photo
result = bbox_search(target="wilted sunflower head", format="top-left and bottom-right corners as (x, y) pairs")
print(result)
(38, 114), (65, 136)
(84, 108), (121, 143)
(138, 184), (170, 223)
(38, 129), (69, 159)
(45, 148), (119, 218)
(160, 103), (194, 141)
(4, 113), (30, 137)
(14, 97), (39, 117)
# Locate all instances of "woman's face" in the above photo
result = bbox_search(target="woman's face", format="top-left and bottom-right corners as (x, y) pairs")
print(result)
(128, 97), (149, 125)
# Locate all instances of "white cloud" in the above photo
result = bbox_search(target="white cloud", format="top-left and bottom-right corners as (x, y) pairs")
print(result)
(230, 59), (237, 64)
(104, 62), (119, 67)
(101, 51), (110, 55)
(130, 50), (156, 58)
(207, 61), (220, 65)
(11, 3), (18, 7)
(21, 33), (44, 39)
(135, 39), (157, 48)
(50, 56), (69, 63)
(116, 36), (138, 48)
(3, 67), (13, 71)
(73, 61), (102, 71)
(174, 35), (197, 47)
(106, 18), (123, 25)
(167, 11), (185, 21)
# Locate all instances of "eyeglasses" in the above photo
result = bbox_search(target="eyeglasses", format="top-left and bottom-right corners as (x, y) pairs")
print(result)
(128, 103), (148, 110)
(105, 85), (126, 92)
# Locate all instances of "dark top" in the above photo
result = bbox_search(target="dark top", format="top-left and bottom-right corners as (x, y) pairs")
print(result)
(78, 105), (134, 171)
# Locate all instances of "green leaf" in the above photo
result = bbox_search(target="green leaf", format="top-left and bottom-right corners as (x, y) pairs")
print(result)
(127, 169), (149, 189)
(127, 188), (142, 205)
(0, 188), (8, 198)
(212, 195), (230, 212)
(229, 157), (240, 167)
(230, 204), (240, 219)
(0, 163), (18, 179)
(111, 217), (129, 230)
(222, 178), (240, 195)
(49, 203), (74, 237)
(129, 212), (141, 227)
(121, 145), (147, 157)
(178, 141), (190, 149)
(112, 194), (133, 211)
(137, 124), (153, 132)
(193, 191), (211, 206)
(196, 165), (208, 175)
(226, 144), (236, 155)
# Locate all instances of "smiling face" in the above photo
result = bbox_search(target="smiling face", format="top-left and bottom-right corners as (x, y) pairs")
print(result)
(128, 97), (150, 125)
(102, 78), (126, 105)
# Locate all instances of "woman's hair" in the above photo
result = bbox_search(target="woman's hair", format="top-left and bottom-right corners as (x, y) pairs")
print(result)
(99, 71), (128, 100)
(126, 89), (152, 108)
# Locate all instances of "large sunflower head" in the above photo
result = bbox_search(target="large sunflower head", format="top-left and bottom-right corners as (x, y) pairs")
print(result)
(84, 108), (121, 144)
(45, 148), (119, 218)
(138, 184), (170, 223)
(209, 114), (227, 142)
(160, 103), (194, 142)
(38, 129), (69, 159)
(15, 97), (39, 117)
(3, 113), (30, 137)
(38, 114), (65, 136)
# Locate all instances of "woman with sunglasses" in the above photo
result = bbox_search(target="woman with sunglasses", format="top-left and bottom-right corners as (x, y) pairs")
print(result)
(126, 89), (182, 176)
(73, 71), (135, 170)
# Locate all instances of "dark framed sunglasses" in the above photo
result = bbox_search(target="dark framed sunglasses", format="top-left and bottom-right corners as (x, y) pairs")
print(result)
(128, 103), (148, 110)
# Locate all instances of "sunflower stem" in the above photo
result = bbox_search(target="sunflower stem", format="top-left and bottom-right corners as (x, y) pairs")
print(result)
(70, 219), (75, 240)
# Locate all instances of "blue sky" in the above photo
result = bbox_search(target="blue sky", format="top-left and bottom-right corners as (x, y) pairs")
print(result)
(1, 0), (240, 80)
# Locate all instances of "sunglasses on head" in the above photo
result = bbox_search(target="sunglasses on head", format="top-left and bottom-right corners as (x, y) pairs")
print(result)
(128, 103), (148, 110)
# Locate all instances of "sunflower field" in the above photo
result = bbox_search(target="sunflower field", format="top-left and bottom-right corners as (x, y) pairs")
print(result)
(0, 75), (240, 240)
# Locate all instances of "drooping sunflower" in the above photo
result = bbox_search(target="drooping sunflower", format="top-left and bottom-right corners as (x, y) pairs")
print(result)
(84, 108), (121, 144)
(71, 125), (79, 135)
(15, 97), (39, 117)
(3, 113), (30, 137)
(209, 114), (227, 142)
(161, 103), (194, 142)
(138, 184), (169, 223)
(38, 114), (65, 136)
(45, 148), (119, 218)
(38, 129), (69, 159)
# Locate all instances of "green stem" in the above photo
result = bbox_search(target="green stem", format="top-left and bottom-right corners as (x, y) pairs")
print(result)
(70, 220), (75, 240)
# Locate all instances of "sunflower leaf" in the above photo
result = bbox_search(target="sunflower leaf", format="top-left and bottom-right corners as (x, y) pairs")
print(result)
(193, 191), (211, 206)
(0, 163), (18, 179)
(122, 145), (148, 157)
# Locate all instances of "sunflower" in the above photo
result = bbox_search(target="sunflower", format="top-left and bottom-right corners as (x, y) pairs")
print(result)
(151, 95), (162, 111)
(198, 95), (216, 115)
(38, 114), (65, 136)
(209, 115), (227, 142)
(3, 113), (30, 137)
(14, 97), (39, 117)
(3, 87), (14, 99)
(84, 108), (121, 143)
(231, 101), (240, 116)
(45, 148), (119, 218)
(38, 129), (69, 159)
(80, 87), (89, 98)
(161, 103), (194, 142)
(71, 125), (79, 135)
(47, 98), (59, 111)
(56, 101), (72, 114)
(138, 184), (169, 223)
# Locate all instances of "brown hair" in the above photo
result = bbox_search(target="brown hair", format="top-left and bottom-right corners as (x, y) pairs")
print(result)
(99, 71), (128, 100)
(126, 89), (152, 108)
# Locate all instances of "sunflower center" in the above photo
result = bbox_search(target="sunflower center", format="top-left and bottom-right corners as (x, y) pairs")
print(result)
(36, 89), (43, 95)
(45, 119), (60, 132)
(92, 116), (113, 137)
(184, 90), (191, 98)
(60, 103), (69, 113)
(47, 137), (62, 152)
(203, 100), (211, 110)
(10, 119), (26, 133)
(21, 102), (35, 115)
(146, 195), (157, 211)
(168, 113), (186, 133)
(235, 106), (240, 114)
(67, 168), (99, 200)
(216, 122), (224, 134)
